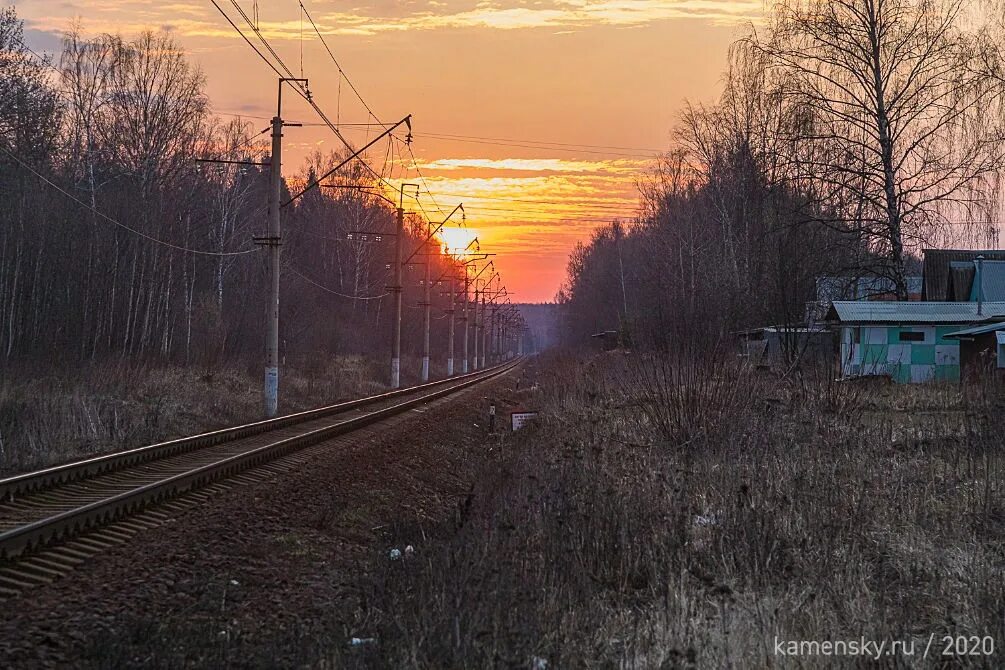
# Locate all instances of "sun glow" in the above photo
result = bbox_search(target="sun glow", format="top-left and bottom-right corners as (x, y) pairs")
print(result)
(438, 226), (480, 258)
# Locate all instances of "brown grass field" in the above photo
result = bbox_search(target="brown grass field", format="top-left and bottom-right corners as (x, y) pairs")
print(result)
(345, 351), (1004, 668)
(2, 350), (1002, 667)
(0, 354), (391, 476)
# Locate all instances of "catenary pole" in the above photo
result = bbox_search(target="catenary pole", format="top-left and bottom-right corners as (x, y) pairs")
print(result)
(390, 203), (405, 388)
(473, 283), (481, 370)
(389, 183), (418, 389)
(482, 291), (490, 369)
(263, 112), (282, 417)
(421, 228), (432, 382)
(447, 267), (456, 376)
(411, 204), (463, 382)
(261, 77), (306, 417)
(462, 267), (470, 373)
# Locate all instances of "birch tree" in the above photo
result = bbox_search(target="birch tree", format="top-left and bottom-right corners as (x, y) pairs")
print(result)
(751, 0), (1005, 298)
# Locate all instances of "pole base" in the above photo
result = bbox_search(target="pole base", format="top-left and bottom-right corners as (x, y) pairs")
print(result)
(264, 366), (279, 418)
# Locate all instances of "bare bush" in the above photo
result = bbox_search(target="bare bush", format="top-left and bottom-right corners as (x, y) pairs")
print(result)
(0, 356), (387, 475)
(624, 345), (760, 450)
(350, 352), (1005, 668)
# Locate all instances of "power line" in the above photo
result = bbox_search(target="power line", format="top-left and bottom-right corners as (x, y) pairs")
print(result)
(300, 0), (396, 175)
(406, 143), (448, 218)
(209, 0), (286, 80)
(215, 111), (382, 127)
(416, 131), (663, 154)
(299, 1), (384, 127)
(409, 133), (659, 158)
(468, 204), (633, 217)
(340, 123), (661, 158)
(0, 145), (258, 257)
(289, 265), (389, 300)
(212, 2), (509, 231)
(423, 191), (634, 211)
(15, 36), (59, 75)
(218, 1), (411, 201)
(223, 4), (567, 234)
(471, 213), (620, 223)
(229, 0), (298, 80)
(212, 2), (353, 151)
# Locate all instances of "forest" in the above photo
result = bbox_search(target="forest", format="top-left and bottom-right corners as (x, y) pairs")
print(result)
(559, 0), (1005, 348)
(0, 8), (460, 373)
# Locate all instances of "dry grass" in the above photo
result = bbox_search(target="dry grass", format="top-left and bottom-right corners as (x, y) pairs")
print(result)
(0, 354), (385, 476)
(346, 351), (1005, 668)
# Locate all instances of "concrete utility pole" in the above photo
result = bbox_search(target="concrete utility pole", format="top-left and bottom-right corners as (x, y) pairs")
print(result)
(406, 203), (462, 382)
(477, 273), (498, 369)
(263, 113), (282, 417)
(279, 114), (412, 392)
(447, 241), (481, 377)
(477, 280), (510, 366)
(480, 290), (488, 369)
(390, 183), (419, 389)
(977, 254), (985, 317)
(501, 316), (507, 360)
(259, 77), (307, 418)
(461, 268), (470, 373)
(391, 203), (405, 388)
(464, 260), (493, 372)
(472, 283), (480, 370)
(500, 314), (507, 360)
(491, 303), (499, 365)
(421, 229), (432, 383)
(446, 270), (456, 376)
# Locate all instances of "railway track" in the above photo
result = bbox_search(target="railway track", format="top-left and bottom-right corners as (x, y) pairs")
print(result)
(0, 360), (520, 596)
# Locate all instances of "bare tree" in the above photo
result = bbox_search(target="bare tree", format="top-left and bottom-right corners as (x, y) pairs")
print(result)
(750, 0), (1005, 298)
(0, 8), (62, 161)
(0, 9), (62, 359)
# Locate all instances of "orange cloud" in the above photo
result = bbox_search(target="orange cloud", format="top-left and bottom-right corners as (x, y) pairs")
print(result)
(416, 157), (648, 174)
(24, 0), (762, 39)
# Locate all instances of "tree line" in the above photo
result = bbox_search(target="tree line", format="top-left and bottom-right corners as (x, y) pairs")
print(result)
(560, 0), (1005, 348)
(0, 8), (459, 372)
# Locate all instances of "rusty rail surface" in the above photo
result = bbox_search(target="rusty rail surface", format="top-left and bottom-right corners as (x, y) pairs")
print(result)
(0, 359), (520, 559)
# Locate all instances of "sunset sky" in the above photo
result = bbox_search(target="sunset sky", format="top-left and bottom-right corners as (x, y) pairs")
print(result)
(20, 0), (759, 301)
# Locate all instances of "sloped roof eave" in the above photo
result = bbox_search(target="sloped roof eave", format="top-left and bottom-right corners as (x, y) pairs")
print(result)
(826, 300), (1005, 324)
(943, 321), (1005, 338)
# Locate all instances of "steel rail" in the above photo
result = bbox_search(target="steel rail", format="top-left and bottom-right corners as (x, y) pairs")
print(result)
(0, 359), (519, 559)
(0, 360), (515, 501)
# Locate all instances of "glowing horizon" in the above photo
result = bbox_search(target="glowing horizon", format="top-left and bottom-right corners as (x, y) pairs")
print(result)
(19, 0), (750, 301)
(438, 226), (481, 258)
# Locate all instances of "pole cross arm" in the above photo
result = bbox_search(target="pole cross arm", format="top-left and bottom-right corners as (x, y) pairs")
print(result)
(319, 184), (396, 208)
(402, 203), (464, 265)
(282, 114), (412, 208)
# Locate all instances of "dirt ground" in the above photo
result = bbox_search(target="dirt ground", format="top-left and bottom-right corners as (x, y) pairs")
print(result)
(0, 362), (537, 669)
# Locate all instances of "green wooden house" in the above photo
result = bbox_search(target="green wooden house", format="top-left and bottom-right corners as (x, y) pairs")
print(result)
(826, 301), (1005, 383)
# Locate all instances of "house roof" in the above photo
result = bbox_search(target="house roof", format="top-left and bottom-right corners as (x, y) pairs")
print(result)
(947, 262), (976, 301)
(973, 260), (1005, 302)
(826, 301), (1005, 324)
(943, 321), (1005, 338)
(816, 275), (921, 302)
(922, 249), (1005, 300)
(735, 325), (830, 336)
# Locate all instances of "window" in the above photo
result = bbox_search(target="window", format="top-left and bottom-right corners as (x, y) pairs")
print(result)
(899, 331), (925, 342)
